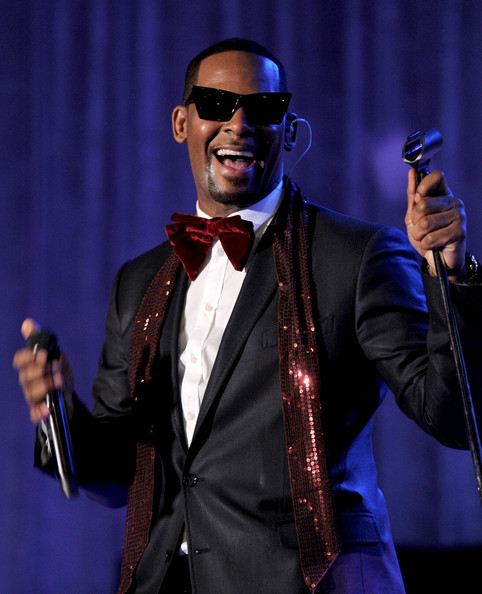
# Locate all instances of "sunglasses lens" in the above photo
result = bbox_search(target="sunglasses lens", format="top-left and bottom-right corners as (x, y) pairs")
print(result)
(187, 88), (291, 125)
(244, 94), (291, 125)
(195, 89), (235, 121)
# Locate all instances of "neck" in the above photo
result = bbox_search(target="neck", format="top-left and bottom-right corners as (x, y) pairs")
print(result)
(197, 177), (284, 218)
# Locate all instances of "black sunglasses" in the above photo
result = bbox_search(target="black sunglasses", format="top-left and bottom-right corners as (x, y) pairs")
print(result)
(185, 86), (292, 126)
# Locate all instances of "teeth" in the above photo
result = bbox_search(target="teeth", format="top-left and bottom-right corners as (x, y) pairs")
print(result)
(215, 148), (254, 158)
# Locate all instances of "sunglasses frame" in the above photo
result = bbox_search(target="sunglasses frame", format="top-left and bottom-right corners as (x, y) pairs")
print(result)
(185, 86), (292, 126)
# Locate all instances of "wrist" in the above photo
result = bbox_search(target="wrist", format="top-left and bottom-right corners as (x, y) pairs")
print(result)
(442, 252), (481, 285)
(422, 252), (482, 284)
(449, 252), (482, 284)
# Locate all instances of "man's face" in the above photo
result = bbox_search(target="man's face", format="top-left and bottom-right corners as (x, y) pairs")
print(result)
(173, 51), (292, 217)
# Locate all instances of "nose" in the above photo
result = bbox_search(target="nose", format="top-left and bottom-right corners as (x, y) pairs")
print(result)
(222, 106), (255, 133)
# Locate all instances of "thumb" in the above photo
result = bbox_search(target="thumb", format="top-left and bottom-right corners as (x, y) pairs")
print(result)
(433, 171), (450, 196)
(419, 170), (451, 198)
(21, 318), (40, 341)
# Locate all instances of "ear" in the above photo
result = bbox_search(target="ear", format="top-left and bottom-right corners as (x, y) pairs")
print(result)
(284, 112), (298, 152)
(172, 105), (188, 144)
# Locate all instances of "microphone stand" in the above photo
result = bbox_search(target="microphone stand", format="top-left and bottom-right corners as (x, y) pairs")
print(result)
(403, 129), (482, 505)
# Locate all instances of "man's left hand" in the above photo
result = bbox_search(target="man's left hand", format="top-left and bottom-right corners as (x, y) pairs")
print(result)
(405, 168), (467, 276)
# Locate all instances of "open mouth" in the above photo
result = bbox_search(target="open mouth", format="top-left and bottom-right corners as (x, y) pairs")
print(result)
(214, 148), (261, 171)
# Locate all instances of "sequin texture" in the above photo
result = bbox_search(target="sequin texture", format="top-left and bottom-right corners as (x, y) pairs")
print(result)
(274, 194), (339, 592)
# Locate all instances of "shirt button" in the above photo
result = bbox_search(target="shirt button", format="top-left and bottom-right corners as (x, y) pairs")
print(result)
(182, 474), (198, 487)
(205, 304), (213, 312)
(186, 411), (196, 421)
(190, 353), (198, 363)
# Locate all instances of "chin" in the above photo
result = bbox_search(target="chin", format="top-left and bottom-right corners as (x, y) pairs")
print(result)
(208, 185), (262, 209)
(207, 171), (268, 208)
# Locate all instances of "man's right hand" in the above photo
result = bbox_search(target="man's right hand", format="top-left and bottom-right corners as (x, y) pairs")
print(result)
(12, 318), (74, 425)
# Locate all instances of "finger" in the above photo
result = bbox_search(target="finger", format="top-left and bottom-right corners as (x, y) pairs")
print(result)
(12, 347), (36, 370)
(13, 349), (48, 384)
(411, 197), (465, 238)
(405, 170), (417, 229)
(51, 359), (66, 391)
(412, 217), (466, 251)
(412, 196), (461, 222)
(21, 371), (55, 405)
(30, 402), (51, 425)
(16, 350), (53, 402)
(410, 208), (454, 241)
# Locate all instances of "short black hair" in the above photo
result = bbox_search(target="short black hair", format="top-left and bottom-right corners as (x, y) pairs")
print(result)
(182, 38), (288, 104)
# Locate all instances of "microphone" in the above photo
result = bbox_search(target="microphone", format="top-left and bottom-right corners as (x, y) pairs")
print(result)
(27, 329), (78, 498)
(402, 128), (482, 502)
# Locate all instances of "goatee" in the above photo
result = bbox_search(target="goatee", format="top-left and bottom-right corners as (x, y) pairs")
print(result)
(206, 165), (262, 210)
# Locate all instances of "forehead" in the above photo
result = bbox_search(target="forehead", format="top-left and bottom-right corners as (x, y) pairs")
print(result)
(195, 50), (281, 94)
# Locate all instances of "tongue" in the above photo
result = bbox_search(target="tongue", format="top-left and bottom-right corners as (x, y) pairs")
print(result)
(223, 157), (253, 170)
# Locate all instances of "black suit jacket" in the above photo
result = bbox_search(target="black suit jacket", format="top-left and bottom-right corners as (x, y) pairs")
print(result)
(66, 181), (482, 593)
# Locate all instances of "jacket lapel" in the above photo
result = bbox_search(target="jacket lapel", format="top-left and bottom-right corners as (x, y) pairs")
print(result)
(189, 230), (278, 446)
(161, 268), (190, 450)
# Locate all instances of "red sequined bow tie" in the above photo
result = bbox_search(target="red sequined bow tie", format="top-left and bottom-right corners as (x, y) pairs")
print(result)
(165, 213), (255, 281)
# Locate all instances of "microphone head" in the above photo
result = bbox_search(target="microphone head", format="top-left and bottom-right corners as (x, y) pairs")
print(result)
(26, 329), (60, 361)
(402, 129), (443, 167)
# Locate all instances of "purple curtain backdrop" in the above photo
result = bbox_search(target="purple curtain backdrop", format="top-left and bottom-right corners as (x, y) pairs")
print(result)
(2, 1), (482, 592)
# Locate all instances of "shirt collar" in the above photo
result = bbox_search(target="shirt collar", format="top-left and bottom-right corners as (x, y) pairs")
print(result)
(196, 179), (283, 233)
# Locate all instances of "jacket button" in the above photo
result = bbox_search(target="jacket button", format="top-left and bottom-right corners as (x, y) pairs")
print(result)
(182, 474), (198, 487)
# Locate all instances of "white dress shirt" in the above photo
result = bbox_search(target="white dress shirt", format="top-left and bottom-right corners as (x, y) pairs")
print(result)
(178, 180), (283, 447)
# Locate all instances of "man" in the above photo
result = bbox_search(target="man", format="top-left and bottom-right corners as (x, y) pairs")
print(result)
(13, 38), (482, 593)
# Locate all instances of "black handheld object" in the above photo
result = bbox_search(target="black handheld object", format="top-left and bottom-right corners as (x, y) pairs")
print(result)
(402, 129), (482, 504)
(27, 330), (78, 498)
(402, 128), (443, 184)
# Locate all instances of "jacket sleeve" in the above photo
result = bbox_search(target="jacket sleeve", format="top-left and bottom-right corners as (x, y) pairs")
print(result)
(35, 263), (138, 507)
(356, 225), (482, 448)
(34, 243), (174, 507)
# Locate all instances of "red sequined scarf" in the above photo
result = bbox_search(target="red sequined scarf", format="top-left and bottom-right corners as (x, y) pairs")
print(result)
(118, 180), (339, 593)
